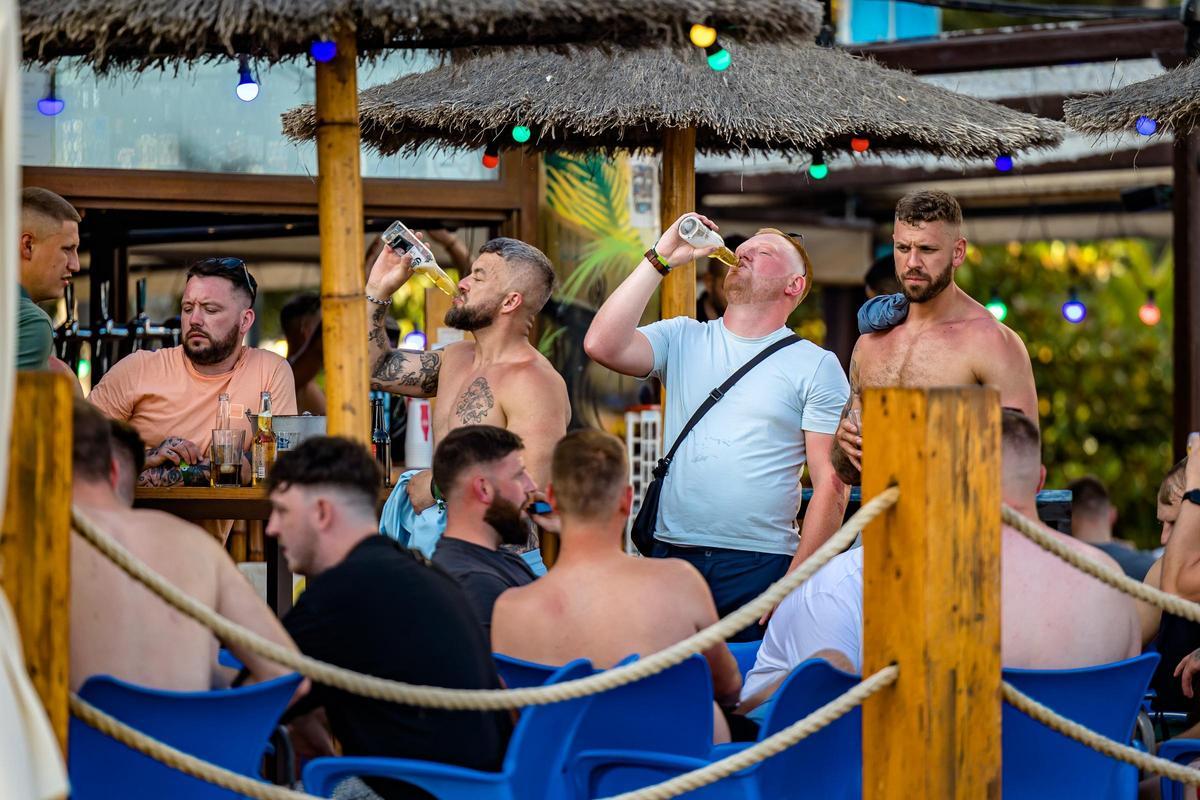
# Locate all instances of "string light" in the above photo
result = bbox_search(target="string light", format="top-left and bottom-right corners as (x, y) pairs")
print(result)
(1061, 288), (1086, 324)
(985, 293), (1008, 322)
(850, 137), (870, 153)
(511, 125), (532, 143)
(37, 66), (64, 116)
(705, 43), (731, 71)
(482, 143), (500, 169)
(235, 55), (259, 102)
(1135, 116), (1158, 136)
(995, 153), (1013, 173)
(1139, 290), (1161, 326)
(689, 24), (718, 48)
(808, 151), (828, 180)
(310, 41), (337, 63)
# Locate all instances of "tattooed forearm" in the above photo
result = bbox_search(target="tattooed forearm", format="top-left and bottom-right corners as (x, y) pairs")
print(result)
(138, 465), (184, 487)
(454, 377), (495, 424)
(371, 350), (441, 397)
(368, 302), (390, 351)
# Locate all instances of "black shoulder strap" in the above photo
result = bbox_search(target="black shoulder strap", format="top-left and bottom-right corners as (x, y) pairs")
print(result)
(653, 334), (802, 479)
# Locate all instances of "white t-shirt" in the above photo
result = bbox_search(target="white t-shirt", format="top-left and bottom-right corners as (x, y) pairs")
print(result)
(741, 547), (863, 703)
(638, 317), (849, 555)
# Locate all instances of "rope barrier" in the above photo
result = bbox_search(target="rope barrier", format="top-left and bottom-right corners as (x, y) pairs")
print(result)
(70, 694), (320, 800)
(600, 665), (899, 800)
(1002, 681), (1200, 788)
(1001, 504), (1200, 625)
(71, 486), (899, 711)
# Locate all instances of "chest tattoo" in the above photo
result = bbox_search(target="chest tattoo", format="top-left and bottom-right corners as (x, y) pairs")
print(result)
(455, 377), (495, 424)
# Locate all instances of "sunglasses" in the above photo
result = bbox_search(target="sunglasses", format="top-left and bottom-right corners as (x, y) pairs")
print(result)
(196, 257), (257, 304)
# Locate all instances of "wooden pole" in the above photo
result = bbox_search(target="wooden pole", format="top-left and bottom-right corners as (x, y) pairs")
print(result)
(1173, 130), (1200, 461)
(660, 127), (697, 321)
(316, 29), (369, 443)
(861, 387), (1002, 799)
(0, 373), (73, 751)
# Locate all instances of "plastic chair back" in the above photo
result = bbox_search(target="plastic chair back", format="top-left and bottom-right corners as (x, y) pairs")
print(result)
(504, 659), (596, 798)
(69, 672), (302, 799)
(728, 641), (762, 682)
(1003, 653), (1159, 799)
(494, 652), (559, 689)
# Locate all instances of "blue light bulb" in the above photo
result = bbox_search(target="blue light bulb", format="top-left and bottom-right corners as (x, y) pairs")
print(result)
(995, 154), (1013, 173)
(1061, 289), (1086, 324)
(236, 56), (259, 102)
(37, 96), (65, 116)
(1135, 116), (1158, 136)
(310, 41), (337, 63)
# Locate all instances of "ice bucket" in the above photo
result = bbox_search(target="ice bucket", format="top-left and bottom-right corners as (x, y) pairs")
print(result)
(243, 412), (326, 452)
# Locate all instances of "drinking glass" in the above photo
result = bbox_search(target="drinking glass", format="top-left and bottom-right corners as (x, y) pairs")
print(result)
(210, 429), (245, 487)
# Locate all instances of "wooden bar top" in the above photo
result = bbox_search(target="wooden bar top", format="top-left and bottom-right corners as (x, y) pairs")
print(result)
(134, 487), (272, 520)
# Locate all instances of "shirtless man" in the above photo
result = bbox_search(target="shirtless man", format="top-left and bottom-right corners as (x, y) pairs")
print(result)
(70, 399), (299, 693)
(365, 236), (570, 558)
(833, 190), (1038, 484)
(740, 409), (1140, 714)
(491, 430), (742, 742)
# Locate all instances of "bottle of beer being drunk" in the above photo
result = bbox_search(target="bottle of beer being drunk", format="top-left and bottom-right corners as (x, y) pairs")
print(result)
(251, 391), (276, 487)
(371, 395), (392, 487)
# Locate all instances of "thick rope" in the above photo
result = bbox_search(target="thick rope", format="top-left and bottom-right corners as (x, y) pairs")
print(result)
(72, 487), (899, 711)
(601, 665), (899, 800)
(70, 694), (320, 800)
(1001, 504), (1200, 624)
(1002, 681), (1200, 788)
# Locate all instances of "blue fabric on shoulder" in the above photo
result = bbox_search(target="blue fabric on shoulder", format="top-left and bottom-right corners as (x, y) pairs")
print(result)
(379, 469), (447, 558)
(857, 293), (909, 334)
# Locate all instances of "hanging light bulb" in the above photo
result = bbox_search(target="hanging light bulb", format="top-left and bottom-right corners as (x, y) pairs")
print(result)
(1061, 288), (1086, 324)
(995, 153), (1014, 173)
(511, 125), (532, 143)
(689, 24), (718, 48)
(1135, 116), (1158, 137)
(310, 40), (337, 63)
(850, 137), (870, 153)
(1139, 290), (1161, 326)
(37, 66), (65, 116)
(808, 151), (828, 180)
(482, 143), (500, 169)
(985, 293), (1008, 322)
(235, 55), (259, 102)
(705, 43), (731, 71)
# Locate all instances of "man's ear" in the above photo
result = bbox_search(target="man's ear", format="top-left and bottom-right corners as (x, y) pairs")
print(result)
(619, 484), (633, 517)
(786, 274), (807, 298)
(472, 475), (494, 505)
(499, 291), (524, 315)
(240, 307), (256, 337)
(1037, 464), (1047, 494)
(315, 496), (336, 531)
(109, 456), (122, 491)
(1107, 505), (1118, 528)
(952, 237), (968, 268)
(546, 483), (558, 510)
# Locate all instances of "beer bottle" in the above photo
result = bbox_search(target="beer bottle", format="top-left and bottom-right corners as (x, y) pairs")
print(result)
(371, 395), (393, 487)
(678, 214), (738, 267)
(215, 392), (231, 430)
(251, 391), (276, 486)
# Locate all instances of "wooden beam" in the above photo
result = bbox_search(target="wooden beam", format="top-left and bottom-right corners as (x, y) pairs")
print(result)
(316, 29), (369, 444)
(1174, 131), (1200, 460)
(661, 128), (697, 321)
(862, 387), (1002, 799)
(0, 373), (74, 752)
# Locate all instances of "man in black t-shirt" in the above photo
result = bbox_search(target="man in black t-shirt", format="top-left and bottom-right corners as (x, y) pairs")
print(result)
(431, 426), (540, 636)
(265, 437), (511, 800)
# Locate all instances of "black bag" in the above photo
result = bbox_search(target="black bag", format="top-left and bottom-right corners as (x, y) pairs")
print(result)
(630, 335), (802, 556)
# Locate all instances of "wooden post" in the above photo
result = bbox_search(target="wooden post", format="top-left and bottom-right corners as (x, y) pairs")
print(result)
(861, 387), (1002, 799)
(660, 127), (697, 321)
(0, 373), (73, 751)
(1174, 129), (1200, 460)
(316, 28), (369, 443)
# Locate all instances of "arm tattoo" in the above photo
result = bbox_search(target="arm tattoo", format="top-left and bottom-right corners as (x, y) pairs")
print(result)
(454, 377), (495, 424)
(372, 350), (441, 396)
(138, 465), (183, 487)
(368, 303), (390, 351)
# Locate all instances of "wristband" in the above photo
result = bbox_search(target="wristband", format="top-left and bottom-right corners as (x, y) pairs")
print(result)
(1185, 489), (1200, 507)
(366, 292), (394, 306)
(644, 247), (671, 277)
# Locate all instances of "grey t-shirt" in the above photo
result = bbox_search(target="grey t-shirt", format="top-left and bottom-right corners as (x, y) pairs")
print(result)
(432, 537), (536, 634)
(1095, 542), (1157, 582)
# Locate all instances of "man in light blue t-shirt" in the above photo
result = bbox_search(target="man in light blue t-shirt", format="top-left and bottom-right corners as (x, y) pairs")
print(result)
(585, 213), (849, 641)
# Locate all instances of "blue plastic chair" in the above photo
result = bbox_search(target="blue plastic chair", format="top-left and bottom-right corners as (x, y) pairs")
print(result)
(217, 648), (244, 672)
(1004, 653), (1159, 800)
(572, 657), (861, 800)
(494, 652), (559, 689)
(69, 672), (303, 799)
(728, 641), (762, 682)
(1155, 739), (1200, 800)
(303, 659), (595, 800)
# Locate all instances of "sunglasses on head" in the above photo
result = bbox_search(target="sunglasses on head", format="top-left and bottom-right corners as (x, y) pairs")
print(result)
(197, 257), (257, 304)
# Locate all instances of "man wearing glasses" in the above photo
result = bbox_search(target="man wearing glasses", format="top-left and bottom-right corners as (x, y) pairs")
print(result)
(584, 215), (849, 641)
(90, 257), (297, 488)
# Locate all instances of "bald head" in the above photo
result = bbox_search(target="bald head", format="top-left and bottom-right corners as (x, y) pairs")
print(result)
(1001, 408), (1042, 505)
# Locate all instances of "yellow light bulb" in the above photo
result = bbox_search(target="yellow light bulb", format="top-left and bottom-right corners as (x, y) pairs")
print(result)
(690, 24), (717, 48)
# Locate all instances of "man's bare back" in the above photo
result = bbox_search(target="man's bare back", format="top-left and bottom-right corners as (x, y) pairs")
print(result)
(71, 505), (297, 692)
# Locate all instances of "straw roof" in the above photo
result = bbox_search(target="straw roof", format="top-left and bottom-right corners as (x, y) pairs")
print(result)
(1064, 59), (1200, 136)
(281, 41), (1064, 160)
(21, 0), (823, 71)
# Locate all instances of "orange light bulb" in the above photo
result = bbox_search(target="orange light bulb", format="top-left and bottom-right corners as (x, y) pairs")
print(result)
(851, 137), (870, 153)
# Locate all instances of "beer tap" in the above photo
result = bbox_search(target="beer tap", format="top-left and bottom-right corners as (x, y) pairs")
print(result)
(128, 278), (170, 352)
(54, 282), (91, 369)
(93, 281), (129, 378)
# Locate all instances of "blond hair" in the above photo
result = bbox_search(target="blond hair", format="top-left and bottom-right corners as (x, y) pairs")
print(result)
(551, 429), (628, 520)
(756, 228), (813, 302)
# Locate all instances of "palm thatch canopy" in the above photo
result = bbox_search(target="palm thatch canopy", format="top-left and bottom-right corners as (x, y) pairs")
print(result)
(1064, 59), (1200, 136)
(21, 0), (822, 72)
(281, 41), (1064, 160)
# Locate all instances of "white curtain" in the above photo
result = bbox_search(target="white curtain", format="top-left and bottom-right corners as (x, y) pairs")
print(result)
(0, 0), (16, 511)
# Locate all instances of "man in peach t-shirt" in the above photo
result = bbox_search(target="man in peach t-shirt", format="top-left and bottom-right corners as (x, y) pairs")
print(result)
(90, 258), (296, 487)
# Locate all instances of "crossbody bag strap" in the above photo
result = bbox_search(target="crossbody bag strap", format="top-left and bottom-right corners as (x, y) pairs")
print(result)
(652, 334), (802, 479)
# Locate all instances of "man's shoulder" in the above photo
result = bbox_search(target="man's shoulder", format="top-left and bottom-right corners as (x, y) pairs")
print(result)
(243, 346), (290, 372)
(17, 293), (52, 326)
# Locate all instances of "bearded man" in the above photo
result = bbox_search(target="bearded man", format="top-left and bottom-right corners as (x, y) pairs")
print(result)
(90, 257), (297, 487)
(366, 237), (570, 560)
(832, 190), (1038, 485)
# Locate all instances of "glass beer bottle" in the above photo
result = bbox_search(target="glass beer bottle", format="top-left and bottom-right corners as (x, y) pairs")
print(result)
(371, 396), (392, 487)
(251, 391), (276, 487)
(678, 214), (738, 267)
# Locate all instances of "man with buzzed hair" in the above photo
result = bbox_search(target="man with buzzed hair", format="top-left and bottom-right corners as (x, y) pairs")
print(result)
(833, 190), (1038, 484)
(585, 214), (848, 641)
(367, 236), (570, 558)
(17, 187), (80, 371)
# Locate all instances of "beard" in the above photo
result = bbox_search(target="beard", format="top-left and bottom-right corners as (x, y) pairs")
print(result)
(484, 494), (531, 546)
(445, 298), (501, 332)
(724, 270), (791, 305)
(183, 324), (242, 366)
(899, 264), (954, 304)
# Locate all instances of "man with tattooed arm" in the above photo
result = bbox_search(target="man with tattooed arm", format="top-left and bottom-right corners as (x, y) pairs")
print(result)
(366, 237), (570, 559)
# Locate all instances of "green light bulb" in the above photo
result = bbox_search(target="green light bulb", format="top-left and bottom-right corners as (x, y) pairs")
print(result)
(511, 125), (531, 143)
(77, 359), (91, 379)
(707, 48), (731, 71)
(986, 298), (1008, 322)
(808, 163), (829, 180)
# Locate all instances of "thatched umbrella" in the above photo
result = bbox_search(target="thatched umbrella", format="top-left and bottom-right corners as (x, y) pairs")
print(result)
(282, 41), (1065, 319)
(1064, 59), (1200, 136)
(21, 1), (824, 443)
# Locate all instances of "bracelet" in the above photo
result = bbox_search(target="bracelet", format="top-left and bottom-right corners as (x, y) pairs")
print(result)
(644, 247), (671, 277)
(366, 292), (393, 306)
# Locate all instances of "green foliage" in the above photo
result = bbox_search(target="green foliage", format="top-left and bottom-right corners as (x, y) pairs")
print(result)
(956, 238), (1173, 547)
